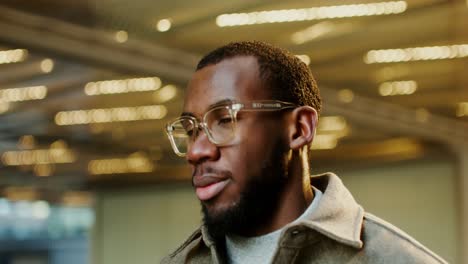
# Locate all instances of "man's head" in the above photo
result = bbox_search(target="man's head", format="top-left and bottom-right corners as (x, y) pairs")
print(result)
(170, 41), (321, 238)
(196, 41), (321, 115)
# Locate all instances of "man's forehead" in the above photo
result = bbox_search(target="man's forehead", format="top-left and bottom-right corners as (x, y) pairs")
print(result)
(181, 98), (236, 118)
(183, 56), (265, 114)
(183, 96), (237, 117)
(190, 56), (260, 89)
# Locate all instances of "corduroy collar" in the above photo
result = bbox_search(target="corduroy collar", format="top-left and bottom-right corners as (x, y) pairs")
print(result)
(285, 172), (364, 248)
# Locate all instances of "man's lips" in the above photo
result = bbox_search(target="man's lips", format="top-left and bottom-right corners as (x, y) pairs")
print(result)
(193, 174), (230, 201)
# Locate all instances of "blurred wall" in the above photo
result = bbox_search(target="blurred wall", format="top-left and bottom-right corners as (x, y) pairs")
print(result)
(91, 185), (201, 264)
(339, 158), (458, 264)
(92, 158), (458, 264)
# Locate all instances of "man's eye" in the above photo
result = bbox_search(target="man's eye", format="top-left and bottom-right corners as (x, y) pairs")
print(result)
(186, 128), (195, 136)
(218, 117), (233, 125)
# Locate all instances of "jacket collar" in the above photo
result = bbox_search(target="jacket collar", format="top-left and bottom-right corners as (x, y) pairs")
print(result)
(200, 172), (364, 249)
(201, 224), (215, 247)
(285, 172), (364, 248)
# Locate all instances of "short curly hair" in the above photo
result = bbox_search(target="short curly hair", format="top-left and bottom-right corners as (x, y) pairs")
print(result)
(196, 41), (322, 115)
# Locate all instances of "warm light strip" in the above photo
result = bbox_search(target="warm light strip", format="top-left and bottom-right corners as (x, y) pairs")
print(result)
(365, 44), (468, 64)
(62, 191), (94, 206)
(153, 85), (177, 103)
(312, 116), (349, 149)
(1, 148), (76, 165)
(88, 152), (154, 175)
(85, 77), (162, 95)
(292, 22), (335, 44)
(0, 86), (47, 102)
(216, 1), (407, 27)
(379, 80), (417, 96)
(0, 49), (28, 64)
(318, 116), (348, 132)
(311, 134), (339, 149)
(55, 105), (167, 126)
(457, 102), (468, 117)
(295, 55), (311, 65)
(0, 102), (9, 114)
(4, 187), (38, 201)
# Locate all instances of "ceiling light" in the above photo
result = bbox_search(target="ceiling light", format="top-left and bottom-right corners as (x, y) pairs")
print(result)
(365, 44), (468, 64)
(156, 19), (172, 32)
(114, 30), (128, 43)
(312, 116), (350, 149)
(318, 116), (348, 133)
(291, 22), (356, 45)
(55, 105), (168, 126)
(338, 89), (354, 103)
(291, 22), (335, 44)
(216, 1), (407, 27)
(34, 164), (54, 177)
(311, 134), (339, 149)
(1, 139), (75, 167)
(0, 102), (10, 114)
(0, 86), (47, 102)
(0, 49), (28, 64)
(378, 80), (417, 96)
(40, 59), (54, 73)
(88, 152), (154, 175)
(457, 102), (468, 117)
(153, 84), (177, 103)
(18, 135), (36, 149)
(1, 142), (76, 166)
(295, 55), (311, 65)
(85, 77), (162, 95)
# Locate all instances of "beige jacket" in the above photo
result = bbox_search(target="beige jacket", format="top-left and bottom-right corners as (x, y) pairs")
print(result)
(161, 173), (448, 264)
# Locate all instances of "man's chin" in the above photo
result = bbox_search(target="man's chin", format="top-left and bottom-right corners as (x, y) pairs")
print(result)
(201, 203), (231, 239)
(201, 199), (236, 221)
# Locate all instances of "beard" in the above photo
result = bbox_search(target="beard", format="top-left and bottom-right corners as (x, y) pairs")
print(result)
(201, 140), (288, 240)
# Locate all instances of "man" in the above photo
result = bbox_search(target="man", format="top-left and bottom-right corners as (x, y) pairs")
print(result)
(162, 41), (447, 263)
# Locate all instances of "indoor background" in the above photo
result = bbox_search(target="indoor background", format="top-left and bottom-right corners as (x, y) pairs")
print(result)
(0, 0), (467, 263)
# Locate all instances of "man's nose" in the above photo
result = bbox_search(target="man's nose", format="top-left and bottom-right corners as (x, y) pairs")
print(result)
(186, 130), (219, 165)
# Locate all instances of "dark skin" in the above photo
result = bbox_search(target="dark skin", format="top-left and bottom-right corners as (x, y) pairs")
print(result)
(184, 56), (318, 236)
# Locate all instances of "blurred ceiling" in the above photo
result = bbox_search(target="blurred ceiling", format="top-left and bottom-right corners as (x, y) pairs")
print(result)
(0, 0), (467, 199)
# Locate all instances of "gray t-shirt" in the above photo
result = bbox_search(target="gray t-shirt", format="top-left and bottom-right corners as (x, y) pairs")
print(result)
(225, 187), (323, 264)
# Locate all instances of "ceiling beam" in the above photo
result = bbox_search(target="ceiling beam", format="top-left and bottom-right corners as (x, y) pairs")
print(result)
(322, 87), (468, 146)
(0, 5), (198, 82)
(386, 89), (468, 107)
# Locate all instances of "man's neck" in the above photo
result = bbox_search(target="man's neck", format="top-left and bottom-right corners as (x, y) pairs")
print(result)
(245, 150), (314, 236)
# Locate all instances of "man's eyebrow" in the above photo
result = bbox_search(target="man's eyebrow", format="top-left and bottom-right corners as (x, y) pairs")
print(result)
(180, 99), (236, 118)
(207, 98), (236, 109)
(180, 112), (194, 118)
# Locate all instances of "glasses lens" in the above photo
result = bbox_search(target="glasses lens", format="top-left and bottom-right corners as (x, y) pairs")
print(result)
(167, 118), (195, 155)
(205, 106), (236, 144)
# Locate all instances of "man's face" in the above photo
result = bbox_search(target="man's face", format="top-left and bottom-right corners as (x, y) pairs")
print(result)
(183, 56), (289, 236)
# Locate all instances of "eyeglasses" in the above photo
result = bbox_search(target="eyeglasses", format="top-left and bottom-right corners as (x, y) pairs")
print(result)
(165, 100), (297, 157)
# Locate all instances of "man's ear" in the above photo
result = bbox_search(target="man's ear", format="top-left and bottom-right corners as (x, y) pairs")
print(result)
(288, 106), (318, 150)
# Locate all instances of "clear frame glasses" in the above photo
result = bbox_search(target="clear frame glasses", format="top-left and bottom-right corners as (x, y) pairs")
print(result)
(165, 100), (297, 157)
